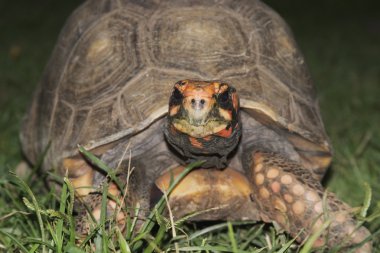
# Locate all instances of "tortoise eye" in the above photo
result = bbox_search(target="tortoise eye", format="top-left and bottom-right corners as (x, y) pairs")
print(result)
(176, 80), (187, 86)
(217, 90), (230, 106)
(170, 88), (183, 106)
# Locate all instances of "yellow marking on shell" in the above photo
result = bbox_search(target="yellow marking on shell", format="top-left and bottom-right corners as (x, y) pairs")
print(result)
(267, 168), (279, 179)
(280, 175), (293, 184)
(314, 201), (323, 213)
(254, 163), (263, 172)
(274, 198), (287, 212)
(255, 173), (264, 185)
(292, 201), (305, 215)
(284, 194), (294, 203)
(305, 191), (319, 202)
(259, 187), (270, 199)
(292, 184), (305, 196)
(271, 181), (281, 193)
(86, 37), (110, 60)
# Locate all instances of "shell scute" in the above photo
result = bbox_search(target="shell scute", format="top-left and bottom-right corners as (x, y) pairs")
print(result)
(146, 7), (253, 78)
(60, 11), (143, 106)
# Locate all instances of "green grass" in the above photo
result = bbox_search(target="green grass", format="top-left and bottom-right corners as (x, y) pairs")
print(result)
(1, 0), (380, 252)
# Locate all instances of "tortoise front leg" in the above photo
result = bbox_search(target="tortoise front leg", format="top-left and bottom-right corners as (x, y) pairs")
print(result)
(63, 157), (95, 197)
(63, 157), (125, 235)
(246, 151), (372, 252)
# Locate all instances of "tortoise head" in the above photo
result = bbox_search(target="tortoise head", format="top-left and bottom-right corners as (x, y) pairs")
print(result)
(164, 80), (241, 168)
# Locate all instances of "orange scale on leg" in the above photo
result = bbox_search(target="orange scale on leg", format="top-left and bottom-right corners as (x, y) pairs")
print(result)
(271, 181), (281, 193)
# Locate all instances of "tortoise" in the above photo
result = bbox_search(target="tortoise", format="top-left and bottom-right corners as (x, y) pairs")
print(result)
(20, 0), (372, 251)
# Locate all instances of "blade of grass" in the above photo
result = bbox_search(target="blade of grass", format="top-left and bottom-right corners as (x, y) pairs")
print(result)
(227, 222), (238, 253)
(117, 227), (131, 253)
(188, 221), (256, 241)
(126, 203), (140, 241)
(78, 145), (123, 191)
(240, 224), (265, 250)
(132, 161), (204, 251)
(276, 234), (298, 253)
(0, 230), (29, 253)
(360, 182), (372, 218)
(299, 220), (331, 253)
(55, 176), (69, 253)
(64, 177), (76, 245)
(176, 245), (255, 252)
(9, 174), (46, 253)
(163, 189), (179, 253)
(100, 181), (109, 253)
(26, 142), (51, 186)
(47, 222), (60, 252)
(24, 237), (55, 251)
(79, 223), (101, 247)
(143, 220), (166, 253)
(66, 245), (87, 253)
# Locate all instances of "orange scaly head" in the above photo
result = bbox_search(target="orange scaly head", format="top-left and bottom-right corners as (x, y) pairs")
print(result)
(165, 80), (241, 168)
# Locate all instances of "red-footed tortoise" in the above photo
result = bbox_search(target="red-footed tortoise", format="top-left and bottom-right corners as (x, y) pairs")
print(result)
(21, 0), (371, 251)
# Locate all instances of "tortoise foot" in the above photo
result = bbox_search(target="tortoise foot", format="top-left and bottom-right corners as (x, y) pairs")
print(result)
(249, 151), (372, 252)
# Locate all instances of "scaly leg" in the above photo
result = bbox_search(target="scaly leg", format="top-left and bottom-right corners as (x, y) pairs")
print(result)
(247, 151), (371, 252)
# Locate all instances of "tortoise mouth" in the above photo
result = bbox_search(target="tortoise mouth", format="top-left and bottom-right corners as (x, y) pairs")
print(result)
(172, 117), (229, 138)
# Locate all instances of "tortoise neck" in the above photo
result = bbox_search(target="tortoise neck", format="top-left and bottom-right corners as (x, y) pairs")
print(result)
(163, 119), (241, 169)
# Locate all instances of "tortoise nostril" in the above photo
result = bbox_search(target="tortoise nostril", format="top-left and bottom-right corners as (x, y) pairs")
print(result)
(200, 99), (205, 105)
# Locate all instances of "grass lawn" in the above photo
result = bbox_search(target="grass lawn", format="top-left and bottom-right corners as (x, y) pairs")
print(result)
(0, 0), (379, 252)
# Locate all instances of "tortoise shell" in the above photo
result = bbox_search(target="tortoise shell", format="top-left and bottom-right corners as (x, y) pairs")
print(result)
(20, 0), (330, 170)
